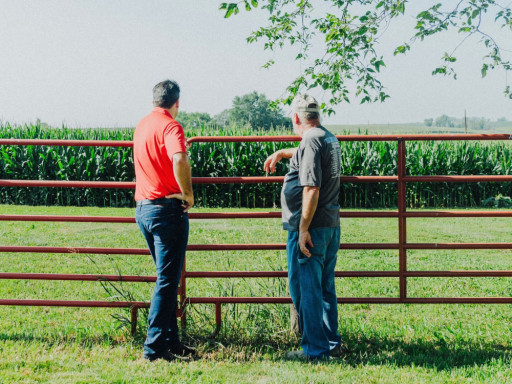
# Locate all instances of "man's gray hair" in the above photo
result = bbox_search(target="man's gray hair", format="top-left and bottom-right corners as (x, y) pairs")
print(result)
(296, 110), (321, 124)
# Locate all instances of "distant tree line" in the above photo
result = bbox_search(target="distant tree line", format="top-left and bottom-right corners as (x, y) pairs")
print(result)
(424, 115), (510, 130)
(177, 91), (292, 131)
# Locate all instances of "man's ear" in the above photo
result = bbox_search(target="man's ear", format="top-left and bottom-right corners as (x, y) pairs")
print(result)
(293, 113), (300, 124)
(175, 98), (180, 109)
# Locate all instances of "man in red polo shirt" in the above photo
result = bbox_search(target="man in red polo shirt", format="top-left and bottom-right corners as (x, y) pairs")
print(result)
(134, 79), (195, 362)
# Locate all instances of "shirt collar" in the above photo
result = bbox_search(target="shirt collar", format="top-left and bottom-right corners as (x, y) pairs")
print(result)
(152, 107), (172, 118)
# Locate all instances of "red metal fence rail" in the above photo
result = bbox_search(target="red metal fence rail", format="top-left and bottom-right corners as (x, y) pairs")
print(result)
(2, 134), (512, 334)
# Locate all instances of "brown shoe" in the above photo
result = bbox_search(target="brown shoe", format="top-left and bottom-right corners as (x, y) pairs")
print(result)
(169, 341), (196, 357)
(329, 343), (347, 358)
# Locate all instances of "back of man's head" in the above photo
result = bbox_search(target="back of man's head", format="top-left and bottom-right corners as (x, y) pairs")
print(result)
(291, 94), (321, 124)
(153, 80), (180, 109)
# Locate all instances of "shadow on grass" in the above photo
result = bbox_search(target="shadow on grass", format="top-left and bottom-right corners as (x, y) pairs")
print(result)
(188, 331), (512, 369)
(327, 333), (512, 369)
(2, 329), (511, 370)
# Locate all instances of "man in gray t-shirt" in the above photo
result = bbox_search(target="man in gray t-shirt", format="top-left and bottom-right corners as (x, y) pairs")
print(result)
(264, 94), (344, 360)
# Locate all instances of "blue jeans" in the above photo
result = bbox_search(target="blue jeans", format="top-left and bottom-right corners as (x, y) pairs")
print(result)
(287, 227), (342, 358)
(135, 199), (189, 358)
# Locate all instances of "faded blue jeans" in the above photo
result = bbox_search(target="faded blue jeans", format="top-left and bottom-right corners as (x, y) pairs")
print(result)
(135, 198), (188, 358)
(287, 227), (342, 359)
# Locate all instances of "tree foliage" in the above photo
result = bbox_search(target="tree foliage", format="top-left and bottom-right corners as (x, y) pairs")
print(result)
(220, 0), (512, 114)
(217, 91), (292, 130)
(176, 111), (212, 129)
(435, 114), (456, 127)
(231, 91), (292, 129)
(175, 93), (291, 130)
(424, 114), (496, 129)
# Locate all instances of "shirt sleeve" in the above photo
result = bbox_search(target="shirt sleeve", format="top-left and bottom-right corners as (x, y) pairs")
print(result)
(164, 122), (187, 160)
(299, 136), (323, 187)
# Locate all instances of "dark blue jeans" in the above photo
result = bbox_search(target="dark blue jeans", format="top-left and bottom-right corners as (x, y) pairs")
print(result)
(135, 199), (189, 358)
(287, 227), (342, 358)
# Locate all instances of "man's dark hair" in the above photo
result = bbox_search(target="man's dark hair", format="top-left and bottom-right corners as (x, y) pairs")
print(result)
(153, 80), (180, 109)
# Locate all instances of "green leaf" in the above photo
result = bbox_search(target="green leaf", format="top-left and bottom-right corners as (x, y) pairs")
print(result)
(224, 3), (238, 18)
(432, 66), (447, 75)
(442, 52), (456, 63)
(325, 30), (337, 42)
(374, 60), (385, 72)
(393, 44), (410, 56)
(251, 0), (258, 7)
(481, 64), (488, 77)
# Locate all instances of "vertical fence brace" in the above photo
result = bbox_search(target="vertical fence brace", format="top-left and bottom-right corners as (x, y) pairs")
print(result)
(130, 306), (138, 336)
(214, 302), (222, 336)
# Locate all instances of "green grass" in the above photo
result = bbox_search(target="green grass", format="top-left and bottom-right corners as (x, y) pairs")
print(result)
(3, 205), (512, 382)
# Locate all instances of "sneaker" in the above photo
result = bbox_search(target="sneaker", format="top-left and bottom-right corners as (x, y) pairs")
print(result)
(286, 350), (308, 360)
(286, 350), (333, 361)
(169, 341), (196, 357)
(143, 352), (175, 362)
(329, 343), (347, 358)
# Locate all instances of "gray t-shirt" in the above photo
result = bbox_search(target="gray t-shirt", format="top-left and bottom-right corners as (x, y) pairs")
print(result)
(281, 126), (342, 231)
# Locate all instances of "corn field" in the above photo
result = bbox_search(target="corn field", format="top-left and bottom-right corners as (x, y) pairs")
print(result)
(1, 122), (511, 208)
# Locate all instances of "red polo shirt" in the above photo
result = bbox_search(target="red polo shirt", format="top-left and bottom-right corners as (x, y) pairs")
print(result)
(133, 107), (187, 201)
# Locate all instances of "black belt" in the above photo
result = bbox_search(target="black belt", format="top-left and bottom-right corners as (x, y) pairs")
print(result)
(136, 198), (181, 206)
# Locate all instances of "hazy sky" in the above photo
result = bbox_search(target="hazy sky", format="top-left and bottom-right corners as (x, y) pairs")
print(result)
(1, 0), (511, 127)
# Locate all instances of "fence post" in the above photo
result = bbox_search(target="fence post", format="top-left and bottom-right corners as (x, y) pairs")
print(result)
(398, 138), (407, 301)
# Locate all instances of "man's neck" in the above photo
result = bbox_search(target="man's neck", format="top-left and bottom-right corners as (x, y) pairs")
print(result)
(301, 122), (320, 134)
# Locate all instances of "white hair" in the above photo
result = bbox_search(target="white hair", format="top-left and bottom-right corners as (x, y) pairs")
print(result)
(296, 111), (322, 125)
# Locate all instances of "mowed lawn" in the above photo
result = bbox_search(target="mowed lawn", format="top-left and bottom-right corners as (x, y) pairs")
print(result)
(2, 205), (512, 383)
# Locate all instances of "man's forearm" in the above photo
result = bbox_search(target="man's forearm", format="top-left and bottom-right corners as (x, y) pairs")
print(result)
(263, 147), (298, 174)
(278, 147), (297, 159)
(300, 186), (320, 232)
(173, 153), (193, 198)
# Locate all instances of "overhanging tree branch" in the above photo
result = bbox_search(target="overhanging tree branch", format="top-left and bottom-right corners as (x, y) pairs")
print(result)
(220, 0), (512, 112)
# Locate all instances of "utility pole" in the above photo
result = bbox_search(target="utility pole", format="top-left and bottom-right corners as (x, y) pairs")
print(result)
(464, 109), (467, 134)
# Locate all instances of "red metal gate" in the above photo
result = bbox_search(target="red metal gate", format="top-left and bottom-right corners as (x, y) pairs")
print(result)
(2, 134), (512, 334)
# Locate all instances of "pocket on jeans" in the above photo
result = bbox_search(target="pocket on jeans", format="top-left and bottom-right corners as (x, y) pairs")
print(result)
(296, 241), (314, 264)
(297, 247), (310, 264)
